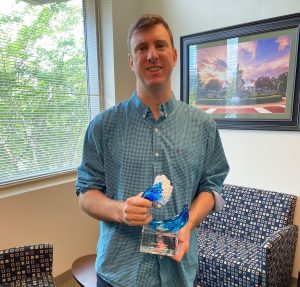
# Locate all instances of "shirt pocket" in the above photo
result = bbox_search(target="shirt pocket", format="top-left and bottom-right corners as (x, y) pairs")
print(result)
(169, 145), (200, 176)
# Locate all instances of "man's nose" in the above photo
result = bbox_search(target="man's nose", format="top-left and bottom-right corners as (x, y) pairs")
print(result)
(147, 46), (158, 62)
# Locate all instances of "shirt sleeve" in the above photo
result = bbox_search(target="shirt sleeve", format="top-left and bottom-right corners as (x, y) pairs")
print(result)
(75, 115), (106, 196)
(196, 120), (229, 209)
(209, 190), (225, 211)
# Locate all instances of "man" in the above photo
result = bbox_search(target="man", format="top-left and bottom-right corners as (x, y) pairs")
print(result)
(76, 14), (229, 287)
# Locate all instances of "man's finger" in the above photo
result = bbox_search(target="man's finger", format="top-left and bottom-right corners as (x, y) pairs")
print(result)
(126, 195), (153, 207)
(125, 214), (153, 226)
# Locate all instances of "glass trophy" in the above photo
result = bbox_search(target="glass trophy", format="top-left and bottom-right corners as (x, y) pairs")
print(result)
(140, 175), (189, 257)
(140, 226), (178, 256)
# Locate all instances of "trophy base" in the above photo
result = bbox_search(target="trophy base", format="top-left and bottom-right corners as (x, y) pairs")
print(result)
(140, 225), (178, 256)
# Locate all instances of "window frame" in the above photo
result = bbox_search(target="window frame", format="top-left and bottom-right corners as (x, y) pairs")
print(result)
(0, 0), (103, 192)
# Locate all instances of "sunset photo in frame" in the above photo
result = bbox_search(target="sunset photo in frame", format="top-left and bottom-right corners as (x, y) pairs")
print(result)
(181, 13), (300, 130)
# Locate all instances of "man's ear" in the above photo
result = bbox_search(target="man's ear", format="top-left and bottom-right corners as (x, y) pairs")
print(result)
(128, 54), (134, 71)
(172, 48), (178, 67)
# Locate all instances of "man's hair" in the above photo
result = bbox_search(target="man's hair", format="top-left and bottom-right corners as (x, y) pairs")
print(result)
(127, 14), (174, 52)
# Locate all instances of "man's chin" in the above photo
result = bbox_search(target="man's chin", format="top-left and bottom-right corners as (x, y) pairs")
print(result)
(148, 84), (166, 94)
(138, 78), (171, 95)
(146, 80), (166, 91)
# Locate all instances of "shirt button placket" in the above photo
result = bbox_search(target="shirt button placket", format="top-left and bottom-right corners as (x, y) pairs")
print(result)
(154, 127), (160, 158)
(153, 127), (161, 175)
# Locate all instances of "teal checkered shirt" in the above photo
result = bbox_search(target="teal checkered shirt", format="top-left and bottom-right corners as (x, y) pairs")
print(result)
(76, 92), (229, 287)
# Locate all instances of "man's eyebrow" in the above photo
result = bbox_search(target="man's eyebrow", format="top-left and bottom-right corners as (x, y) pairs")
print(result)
(155, 39), (169, 46)
(135, 41), (147, 46)
(156, 39), (168, 43)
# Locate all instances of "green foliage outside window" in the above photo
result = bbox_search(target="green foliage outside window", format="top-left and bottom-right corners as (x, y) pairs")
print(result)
(0, 0), (89, 184)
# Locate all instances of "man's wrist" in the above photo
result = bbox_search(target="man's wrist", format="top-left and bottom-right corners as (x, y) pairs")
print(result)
(184, 220), (194, 234)
(114, 201), (125, 224)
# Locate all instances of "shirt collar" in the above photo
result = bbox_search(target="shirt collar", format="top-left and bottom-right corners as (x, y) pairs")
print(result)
(131, 91), (176, 118)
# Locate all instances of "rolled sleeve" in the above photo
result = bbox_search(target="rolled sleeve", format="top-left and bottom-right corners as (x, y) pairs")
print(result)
(211, 190), (225, 211)
(75, 115), (106, 195)
(196, 122), (229, 207)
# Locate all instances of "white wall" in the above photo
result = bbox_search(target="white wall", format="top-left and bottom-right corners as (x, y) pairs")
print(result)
(108, 0), (300, 278)
(101, 0), (140, 107)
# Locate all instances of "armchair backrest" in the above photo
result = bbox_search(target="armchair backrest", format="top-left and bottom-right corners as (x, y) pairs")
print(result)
(200, 184), (297, 245)
(0, 243), (54, 284)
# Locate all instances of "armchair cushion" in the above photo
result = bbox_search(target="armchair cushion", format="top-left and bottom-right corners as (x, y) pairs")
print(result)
(196, 228), (262, 286)
(1, 275), (55, 287)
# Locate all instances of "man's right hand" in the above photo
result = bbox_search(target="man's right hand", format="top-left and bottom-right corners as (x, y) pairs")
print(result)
(78, 189), (153, 226)
(122, 193), (153, 226)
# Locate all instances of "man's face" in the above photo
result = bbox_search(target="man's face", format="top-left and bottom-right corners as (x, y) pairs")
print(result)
(128, 24), (177, 95)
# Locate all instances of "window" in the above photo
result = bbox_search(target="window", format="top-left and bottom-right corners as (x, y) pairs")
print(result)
(0, 0), (102, 185)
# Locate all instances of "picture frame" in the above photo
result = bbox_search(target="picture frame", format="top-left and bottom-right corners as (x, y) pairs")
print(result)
(180, 13), (300, 130)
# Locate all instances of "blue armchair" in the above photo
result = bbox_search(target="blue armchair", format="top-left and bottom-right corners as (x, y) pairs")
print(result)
(0, 243), (56, 287)
(196, 184), (298, 287)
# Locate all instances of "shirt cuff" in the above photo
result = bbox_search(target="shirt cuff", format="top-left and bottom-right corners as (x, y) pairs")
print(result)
(210, 190), (225, 211)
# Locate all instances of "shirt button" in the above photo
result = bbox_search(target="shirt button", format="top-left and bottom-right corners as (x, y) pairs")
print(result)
(154, 128), (159, 132)
(154, 152), (160, 157)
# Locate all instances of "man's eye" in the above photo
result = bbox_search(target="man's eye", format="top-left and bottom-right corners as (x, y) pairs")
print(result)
(157, 43), (167, 49)
(137, 46), (147, 52)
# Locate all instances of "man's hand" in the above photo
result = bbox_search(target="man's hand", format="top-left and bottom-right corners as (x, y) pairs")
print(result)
(170, 191), (215, 262)
(122, 193), (153, 226)
(171, 225), (191, 262)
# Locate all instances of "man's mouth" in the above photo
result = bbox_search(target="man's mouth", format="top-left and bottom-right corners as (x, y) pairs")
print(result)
(147, 66), (161, 71)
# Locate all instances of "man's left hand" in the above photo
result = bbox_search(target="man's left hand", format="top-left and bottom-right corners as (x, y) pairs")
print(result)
(171, 225), (191, 262)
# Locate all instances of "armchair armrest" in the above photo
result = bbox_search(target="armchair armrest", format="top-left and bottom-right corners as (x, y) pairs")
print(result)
(260, 225), (298, 287)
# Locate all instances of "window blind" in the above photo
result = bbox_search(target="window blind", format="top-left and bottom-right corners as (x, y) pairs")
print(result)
(0, 0), (103, 185)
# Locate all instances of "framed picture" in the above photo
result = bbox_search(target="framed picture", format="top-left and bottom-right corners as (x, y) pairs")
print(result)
(180, 13), (300, 130)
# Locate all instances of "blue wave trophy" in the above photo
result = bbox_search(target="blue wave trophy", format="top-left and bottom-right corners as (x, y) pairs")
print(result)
(140, 176), (189, 256)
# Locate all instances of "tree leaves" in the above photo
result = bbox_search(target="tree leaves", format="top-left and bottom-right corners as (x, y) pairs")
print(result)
(0, 1), (89, 183)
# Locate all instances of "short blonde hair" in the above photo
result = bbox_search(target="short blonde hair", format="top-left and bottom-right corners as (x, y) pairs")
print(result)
(127, 14), (174, 52)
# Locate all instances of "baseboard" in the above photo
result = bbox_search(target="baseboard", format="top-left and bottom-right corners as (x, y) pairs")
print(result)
(54, 269), (73, 285)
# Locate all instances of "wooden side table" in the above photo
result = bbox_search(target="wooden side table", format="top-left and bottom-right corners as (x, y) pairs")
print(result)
(71, 254), (97, 287)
